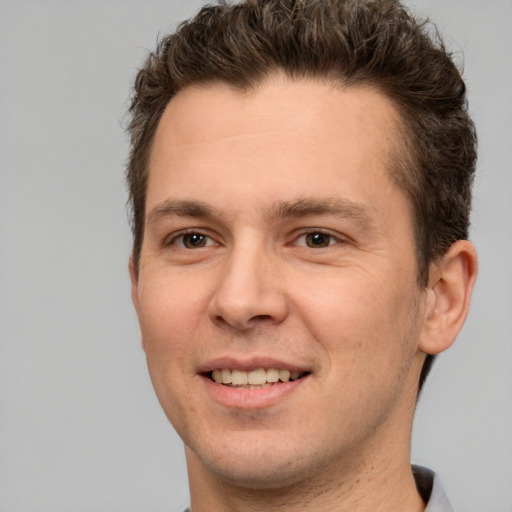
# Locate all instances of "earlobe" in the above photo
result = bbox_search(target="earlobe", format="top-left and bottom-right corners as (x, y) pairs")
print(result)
(419, 240), (478, 355)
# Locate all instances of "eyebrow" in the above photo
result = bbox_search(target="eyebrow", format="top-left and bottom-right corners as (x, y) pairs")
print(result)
(147, 199), (218, 226)
(147, 196), (377, 230)
(271, 197), (377, 229)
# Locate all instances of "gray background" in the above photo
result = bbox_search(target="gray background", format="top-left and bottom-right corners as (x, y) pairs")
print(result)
(1, 1), (510, 511)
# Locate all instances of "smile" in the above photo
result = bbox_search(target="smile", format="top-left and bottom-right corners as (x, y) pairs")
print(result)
(209, 368), (309, 388)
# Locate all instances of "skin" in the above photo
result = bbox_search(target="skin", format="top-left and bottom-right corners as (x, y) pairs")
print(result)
(130, 76), (477, 511)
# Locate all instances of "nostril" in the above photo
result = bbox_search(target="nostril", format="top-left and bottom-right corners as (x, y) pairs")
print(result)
(250, 314), (273, 322)
(213, 313), (275, 331)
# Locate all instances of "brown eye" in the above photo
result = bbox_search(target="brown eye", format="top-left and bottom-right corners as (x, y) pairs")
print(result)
(182, 233), (208, 248)
(304, 232), (333, 248)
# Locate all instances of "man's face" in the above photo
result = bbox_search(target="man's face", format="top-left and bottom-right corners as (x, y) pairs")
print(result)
(131, 77), (429, 487)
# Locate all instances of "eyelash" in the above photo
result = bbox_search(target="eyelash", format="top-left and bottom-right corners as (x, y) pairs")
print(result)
(165, 230), (218, 249)
(292, 230), (344, 249)
(165, 228), (345, 250)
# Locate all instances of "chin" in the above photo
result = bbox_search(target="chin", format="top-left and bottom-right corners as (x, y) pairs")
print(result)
(206, 457), (315, 490)
(187, 431), (331, 490)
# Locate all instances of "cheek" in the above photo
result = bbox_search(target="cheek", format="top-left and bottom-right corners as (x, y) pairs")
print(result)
(293, 268), (420, 363)
(138, 272), (209, 349)
(294, 271), (423, 423)
(136, 277), (202, 424)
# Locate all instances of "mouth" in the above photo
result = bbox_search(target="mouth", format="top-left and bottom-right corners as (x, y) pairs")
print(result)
(206, 367), (310, 389)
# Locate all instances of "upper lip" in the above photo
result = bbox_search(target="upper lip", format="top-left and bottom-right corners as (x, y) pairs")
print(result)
(197, 356), (311, 374)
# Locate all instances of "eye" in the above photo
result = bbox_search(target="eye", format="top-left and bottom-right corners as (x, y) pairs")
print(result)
(296, 231), (340, 248)
(170, 232), (216, 249)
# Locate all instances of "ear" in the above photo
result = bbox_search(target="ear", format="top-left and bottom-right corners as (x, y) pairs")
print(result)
(129, 256), (140, 310)
(129, 256), (145, 351)
(419, 240), (478, 355)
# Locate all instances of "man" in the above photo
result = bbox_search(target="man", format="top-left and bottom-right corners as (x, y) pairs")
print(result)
(126, 0), (478, 510)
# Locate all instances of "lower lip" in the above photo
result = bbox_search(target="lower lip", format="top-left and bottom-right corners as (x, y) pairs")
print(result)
(201, 375), (308, 409)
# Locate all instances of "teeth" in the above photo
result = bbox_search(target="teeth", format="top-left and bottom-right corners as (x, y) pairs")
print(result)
(231, 369), (248, 386)
(221, 368), (232, 384)
(210, 367), (305, 386)
(279, 369), (291, 382)
(247, 368), (267, 385)
(267, 368), (280, 383)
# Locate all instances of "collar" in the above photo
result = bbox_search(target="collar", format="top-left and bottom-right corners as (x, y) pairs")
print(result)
(413, 465), (455, 512)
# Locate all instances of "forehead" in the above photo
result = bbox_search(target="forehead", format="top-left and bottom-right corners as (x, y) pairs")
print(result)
(152, 76), (401, 154)
(147, 76), (406, 220)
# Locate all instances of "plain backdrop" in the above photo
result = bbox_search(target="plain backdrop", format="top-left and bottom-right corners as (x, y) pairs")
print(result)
(1, 1), (511, 511)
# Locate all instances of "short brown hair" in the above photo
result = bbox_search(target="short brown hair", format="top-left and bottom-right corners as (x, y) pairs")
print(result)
(126, 0), (477, 389)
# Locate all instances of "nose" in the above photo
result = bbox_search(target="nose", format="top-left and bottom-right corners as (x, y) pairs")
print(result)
(208, 243), (289, 331)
